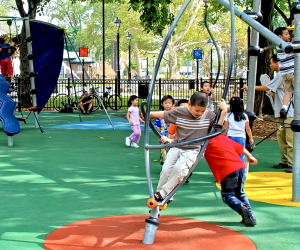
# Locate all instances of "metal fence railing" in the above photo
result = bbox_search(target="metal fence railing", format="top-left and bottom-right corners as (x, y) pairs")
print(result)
(8, 78), (247, 111)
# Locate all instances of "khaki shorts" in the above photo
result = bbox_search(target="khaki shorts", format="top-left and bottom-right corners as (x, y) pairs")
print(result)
(281, 72), (294, 93)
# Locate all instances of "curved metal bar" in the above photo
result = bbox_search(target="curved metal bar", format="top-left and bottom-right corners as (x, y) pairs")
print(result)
(213, 0), (236, 125)
(144, 0), (193, 199)
(204, 1), (221, 88)
(0, 16), (26, 21)
(189, 0), (236, 182)
(145, 124), (225, 149)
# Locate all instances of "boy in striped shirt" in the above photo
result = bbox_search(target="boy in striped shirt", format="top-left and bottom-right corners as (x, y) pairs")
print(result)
(274, 27), (294, 118)
(148, 92), (227, 201)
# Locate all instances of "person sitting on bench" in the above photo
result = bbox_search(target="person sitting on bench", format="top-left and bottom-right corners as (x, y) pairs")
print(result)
(79, 91), (93, 114)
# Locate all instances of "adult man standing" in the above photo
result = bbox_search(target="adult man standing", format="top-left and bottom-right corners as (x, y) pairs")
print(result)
(242, 54), (294, 173)
(79, 91), (93, 114)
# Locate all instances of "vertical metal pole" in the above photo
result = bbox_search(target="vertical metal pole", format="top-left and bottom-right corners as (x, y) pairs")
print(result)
(210, 46), (213, 84)
(239, 78), (244, 99)
(247, 26), (251, 82)
(128, 41), (131, 80)
(223, 48), (226, 80)
(24, 17), (38, 128)
(292, 3), (300, 202)
(246, 0), (261, 112)
(82, 59), (85, 87)
(17, 78), (21, 112)
(196, 59), (199, 89)
(102, 0), (105, 95)
(8, 136), (13, 146)
(117, 30), (120, 95)
(147, 55), (149, 77)
(159, 78), (162, 109)
(67, 78), (70, 96)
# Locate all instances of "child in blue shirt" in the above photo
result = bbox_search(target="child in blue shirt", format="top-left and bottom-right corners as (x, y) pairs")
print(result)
(154, 95), (175, 164)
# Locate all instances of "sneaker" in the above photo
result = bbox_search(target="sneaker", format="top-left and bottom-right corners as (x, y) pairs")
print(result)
(240, 205), (255, 227)
(125, 137), (131, 147)
(286, 167), (293, 173)
(273, 163), (289, 169)
(251, 215), (257, 225)
(280, 108), (287, 119)
(131, 142), (139, 148)
(241, 215), (256, 225)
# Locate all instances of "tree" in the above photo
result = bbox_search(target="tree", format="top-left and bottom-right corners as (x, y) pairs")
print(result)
(74, 1), (160, 77)
(0, 0), (15, 33)
(47, 0), (91, 51)
(14, 0), (48, 106)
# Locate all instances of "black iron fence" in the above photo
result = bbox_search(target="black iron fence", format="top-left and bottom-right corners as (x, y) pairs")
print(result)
(9, 78), (247, 111)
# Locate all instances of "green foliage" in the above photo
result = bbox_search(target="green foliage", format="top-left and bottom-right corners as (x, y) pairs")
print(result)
(74, 1), (160, 62)
(128, 0), (173, 35)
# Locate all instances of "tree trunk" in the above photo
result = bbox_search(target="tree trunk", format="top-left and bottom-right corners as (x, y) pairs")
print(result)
(168, 42), (178, 79)
(254, 0), (275, 116)
(134, 43), (142, 78)
(17, 4), (37, 108)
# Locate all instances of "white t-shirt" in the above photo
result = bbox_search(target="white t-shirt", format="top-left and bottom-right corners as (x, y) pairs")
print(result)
(225, 112), (249, 138)
(266, 72), (294, 118)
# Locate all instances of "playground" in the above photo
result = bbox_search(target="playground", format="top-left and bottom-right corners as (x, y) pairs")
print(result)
(0, 0), (300, 249)
(0, 111), (299, 250)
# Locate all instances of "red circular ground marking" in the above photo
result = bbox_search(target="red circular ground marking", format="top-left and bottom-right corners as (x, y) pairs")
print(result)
(44, 214), (256, 250)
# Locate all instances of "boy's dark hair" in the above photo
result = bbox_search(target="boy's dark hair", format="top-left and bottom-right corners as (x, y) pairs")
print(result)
(274, 27), (288, 36)
(229, 97), (246, 121)
(201, 81), (211, 88)
(271, 54), (278, 63)
(0, 38), (5, 44)
(128, 95), (138, 107)
(190, 92), (208, 107)
(177, 99), (189, 106)
(161, 95), (175, 105)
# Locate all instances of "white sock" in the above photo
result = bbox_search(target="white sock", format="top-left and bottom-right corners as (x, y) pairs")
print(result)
(282, 105), (288, 110)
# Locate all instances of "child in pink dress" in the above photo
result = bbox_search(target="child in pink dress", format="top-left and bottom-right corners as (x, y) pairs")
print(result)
(126, 95), (144, 148)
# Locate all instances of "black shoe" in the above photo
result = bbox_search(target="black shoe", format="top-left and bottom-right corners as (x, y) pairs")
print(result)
(280, 108), (287, 119)
(241, 215), (256, 225)
(240, 205), (255, 227)
(286, 167), (293, 173)
(273, 163), (289, 169)
(250, 215), (257, 225)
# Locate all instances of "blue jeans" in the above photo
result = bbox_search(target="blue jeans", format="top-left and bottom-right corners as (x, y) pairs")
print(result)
(221, 168), (253, 216)
(228, 136), (246, 162)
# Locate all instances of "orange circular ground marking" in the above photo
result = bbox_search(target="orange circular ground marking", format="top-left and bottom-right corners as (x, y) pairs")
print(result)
(44, 215), (256, 250)
(216, 172), (300, 207)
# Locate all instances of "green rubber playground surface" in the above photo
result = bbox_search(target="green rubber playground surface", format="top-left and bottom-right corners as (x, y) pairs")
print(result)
(0, 111), (299, 249)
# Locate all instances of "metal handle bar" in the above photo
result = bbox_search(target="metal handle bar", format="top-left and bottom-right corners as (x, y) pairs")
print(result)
(145, 124), (225, 149)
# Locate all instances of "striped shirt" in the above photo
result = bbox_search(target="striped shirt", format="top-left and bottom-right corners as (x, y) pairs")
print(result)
(276, 43), (294, 75)
(164, 106), (215, 150)
(266, 72), (294, 118)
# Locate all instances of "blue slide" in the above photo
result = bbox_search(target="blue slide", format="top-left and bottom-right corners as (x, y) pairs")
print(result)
(0, 75), (20, 135)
